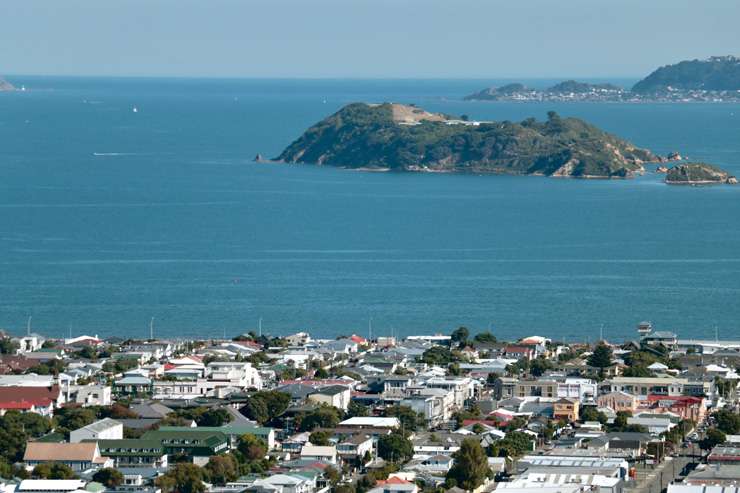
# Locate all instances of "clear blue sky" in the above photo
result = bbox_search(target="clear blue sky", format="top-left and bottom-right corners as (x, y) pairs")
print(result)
(2, 0), (738, 78)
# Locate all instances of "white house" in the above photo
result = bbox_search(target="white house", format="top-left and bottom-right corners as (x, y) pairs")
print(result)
(70, 418), (123, 443)
(300, 445), (337, 464)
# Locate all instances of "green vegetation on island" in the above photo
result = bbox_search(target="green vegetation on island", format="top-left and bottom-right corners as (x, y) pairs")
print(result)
(276, 102), (658, 179)
(665, 163), (737, 185)
(632, 55), (740, 93)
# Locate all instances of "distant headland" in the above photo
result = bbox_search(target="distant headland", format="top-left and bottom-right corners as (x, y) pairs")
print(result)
(0, 77), (15, 92)
(275, 102), (674, 179)
(464, 55), (740, 103)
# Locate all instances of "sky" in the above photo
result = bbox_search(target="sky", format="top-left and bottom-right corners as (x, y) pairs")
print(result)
(1, 0), (739, 79)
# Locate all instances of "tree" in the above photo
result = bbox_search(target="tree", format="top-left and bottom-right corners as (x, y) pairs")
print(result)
(471, 423), (486, 435)
(240, 391), (290, 425)
(447, 438), (490, 491)
(473, 332), (497, 345)
(93, 468), (123, 487)
(155, 463), (205, 493)
(623, 366), (652, 378)
(714, 409), (740, 435)
(487, 431), (532, 458)
(237, 434), (267, 461)
(310, 430), (332, 446)
(587, 343), (613, 369)
(347, 401), (369, 418)
(323, 466), (341, 486)
(0, 338), (18, 355)
(54, 407), (97, 431)
(451, 327), (469, 346)
(384, 405), (424, 432)
(378, 433), (413, 463)
(197, 408), (232, 427)
(299, 406), (341, 431)
(580, 407), (608, 425)
(314, 367), (329, 379)
(204, 455), (238, 485)
(700, 428), (726, 451)
(529, 356), (552, 377)
(421, 346), (456, 365)
(33, 463), (76, 479)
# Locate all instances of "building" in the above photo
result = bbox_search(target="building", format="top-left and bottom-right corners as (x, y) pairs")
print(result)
(23, 442), (112, 472)
(95, 439), (168, 468)
(70, 418), (123, 443)
(300, 445), (337, 464)
(17, 480), (87, 493)
(0, 385), (62, 416)
(597, 391), (638, 413)
(140, 429), (229, 465)
(307, 385), (351, 411)
(644, 395), (706, 422)
(337, 434), (373, 463)
(67, 385), (112, 407)
(553, 398), (580, 422)
(158, 425), (276, 450)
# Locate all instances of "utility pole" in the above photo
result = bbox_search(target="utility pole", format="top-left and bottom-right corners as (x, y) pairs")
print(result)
(27, 316), (32, 336)
(149, 317), (155, 340)
(368, 318), (373, 341)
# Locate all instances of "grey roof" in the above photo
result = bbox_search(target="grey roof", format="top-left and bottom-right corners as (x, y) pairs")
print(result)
(277, 383), (315, 399)
(130, 402), (173, 419)
(311, 385), (349, 396)
(75, 418), (121, 433)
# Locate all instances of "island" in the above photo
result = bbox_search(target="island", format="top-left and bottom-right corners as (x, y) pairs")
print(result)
(464, 56), (740, 103)
(633, 55), (740, 94)
(665, 163), (737, 185)
(0, 77), (15, 92)
(276, 102), (663, 179)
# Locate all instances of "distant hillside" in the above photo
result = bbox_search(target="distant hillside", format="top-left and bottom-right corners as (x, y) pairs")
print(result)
(277, 102), (659, 179)
(0, 78), (15, 92)
(463, 83), (531, 101)
(632, 56), (740, 93)
(547, 80), (622, 93)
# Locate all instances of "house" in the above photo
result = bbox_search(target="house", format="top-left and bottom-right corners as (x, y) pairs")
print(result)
(597, 391), (638, 413)
(504, 346), (535, 361)
(644, 395), (706, 423)
(336, 434), (373, 462)
(307, 385), (351, 411)
(0, 385), (62, 416)
(95, 439), (168, 468)
(300, 445), (337, 464)
(70, 418), (123, 443)
(368, 477), (418, 493)
(67, 385), (112, 407)
(423, 377), (475, 409)
(553, 398), (579, 422)
(113, 375), (152, 396)
(206, 361), (262, 390)
(401, 393), (447, 427)
(23, 442), (112, 472)
(252, 473), (314, 493)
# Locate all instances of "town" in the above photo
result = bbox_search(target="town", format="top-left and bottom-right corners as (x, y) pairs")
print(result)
(0, 322), (738, 493)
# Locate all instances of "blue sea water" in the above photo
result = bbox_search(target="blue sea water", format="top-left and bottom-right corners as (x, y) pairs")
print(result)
(1, 76), (740, 342)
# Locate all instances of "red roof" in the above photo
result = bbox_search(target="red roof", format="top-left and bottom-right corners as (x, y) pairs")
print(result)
(350, 335), (366, 344)
(647, 395), (703, 406)
(377, 477), (410, 485)
(0, 385), (60, 409)
(505, 346), (533, 353)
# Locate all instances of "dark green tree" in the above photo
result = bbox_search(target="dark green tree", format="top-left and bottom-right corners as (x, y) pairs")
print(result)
(587, 343), (613, 369)
(299, 406), (341, 431)
(451, 327), (469, 346)
(700, 428), (726, 451)
(378, 433), (413, 463)
(447, 438), (490, 491)
(155, 463), (205, 493)
(93, 468), (124, 487)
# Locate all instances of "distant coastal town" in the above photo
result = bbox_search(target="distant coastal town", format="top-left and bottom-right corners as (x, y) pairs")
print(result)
(0, 321), (738, 493)
(464, 56), (740, 103)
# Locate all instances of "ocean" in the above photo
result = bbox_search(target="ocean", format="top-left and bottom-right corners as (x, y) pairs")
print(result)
(1, 76), (740, 342)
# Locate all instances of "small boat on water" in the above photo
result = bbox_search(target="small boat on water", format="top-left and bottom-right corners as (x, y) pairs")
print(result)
(132, 106), (139, 113)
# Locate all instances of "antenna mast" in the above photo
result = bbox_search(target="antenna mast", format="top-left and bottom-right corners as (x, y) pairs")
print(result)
(150, 317), (155, 340)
